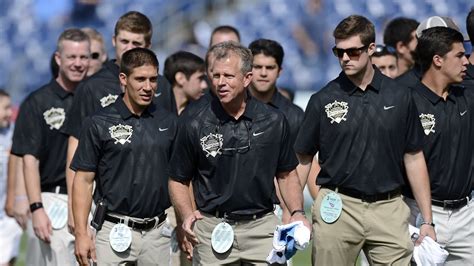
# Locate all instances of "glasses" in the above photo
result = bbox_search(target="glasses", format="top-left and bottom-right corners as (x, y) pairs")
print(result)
(332, 45), (368, 59)
(91, 52), (100, 60)
(374, 45), (397, 56)
(216, 122), (251, 156)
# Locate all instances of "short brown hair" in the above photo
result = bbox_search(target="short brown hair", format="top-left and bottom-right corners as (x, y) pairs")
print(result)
(120, 47), (158, 76)
(114, 11), (152, 46)
(81, 27), (106, 52)
(333, 15), (375, 46)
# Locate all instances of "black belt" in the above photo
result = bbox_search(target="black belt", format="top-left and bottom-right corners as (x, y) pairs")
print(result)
(322, 185), (401, 203)
(43, 186), (67, 195)
(432, 195), (472, 210)
(105, 213), (167, 231)
(209, 209), (272, 221)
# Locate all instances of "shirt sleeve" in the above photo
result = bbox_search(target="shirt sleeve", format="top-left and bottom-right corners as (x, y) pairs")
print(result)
(70, 117), (102, 172)
(168, 116), (196, 182)
(11, 97), (43, 157)
(404, 90), (425, 153)
(276, 115), (299, 173)
(293, 94), (321, 156)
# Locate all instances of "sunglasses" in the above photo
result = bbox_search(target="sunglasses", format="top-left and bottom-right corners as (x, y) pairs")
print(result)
(374, 45), (396, 56)
(91, 52), (101, 60)
(332, 45), (368, 59)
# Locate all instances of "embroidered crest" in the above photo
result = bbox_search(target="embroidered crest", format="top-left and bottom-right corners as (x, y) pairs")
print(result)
(419, 113), (436, 135)
(200, 133), (223, 157)
(43, 107), (66, 130)
(109, 124), (133, 145)
(100, 94), (119, 107)
(325, 100), (349, 124)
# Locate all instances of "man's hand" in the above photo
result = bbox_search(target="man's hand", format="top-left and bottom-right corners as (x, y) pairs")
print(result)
(289, 212), (312, 235)
(32, 208), (52, 243)
(75, 231), (96, 266)
(176, 225), (194, 260)
(13, 196), (30, 230)
(182, 210), (203, 246)
(416, 224), (436, 246)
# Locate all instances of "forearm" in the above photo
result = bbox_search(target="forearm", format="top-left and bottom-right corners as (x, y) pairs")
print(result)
(23, 154), (43, 204)
(296, 153), (314, 188)
(66, 137), (78, 204)
(404, 151), (433, 223)
(169, 179), (194, 221)
(5, 155), (18, 213)
(13, 155), (27, 197)
(72, 172), (94, 236)
(277, 170), (304, 213)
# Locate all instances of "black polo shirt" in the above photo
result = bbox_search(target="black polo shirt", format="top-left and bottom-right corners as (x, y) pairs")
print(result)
(395, 65), (422, 89)
(63, 59), (172, 138)
(11, 80), (73, 190)
(268, 91), (304, 145)
(294, 68), (425, 194)
(410, 82), (474, 200)
(169, 93), (298, 215)
(70, 96), (177, 218)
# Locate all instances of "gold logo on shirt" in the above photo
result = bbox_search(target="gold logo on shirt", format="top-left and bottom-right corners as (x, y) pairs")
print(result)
(109, 124), (133, 145)
(419, 113), (435, 135)
(200, 133), (223, 157)
(100, 94), (119, 107)
(43, 107), (66, 130)
(325, 100), (348, 124)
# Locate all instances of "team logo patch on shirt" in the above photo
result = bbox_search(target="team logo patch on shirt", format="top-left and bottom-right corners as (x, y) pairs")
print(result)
(200, 133), (223, 157)
(419, 113), (435, 135)
(43, 107), (66, 130)
(100, 94), (119, 107)
(109, 124), (133, 145)
(325, 100), (348, 124)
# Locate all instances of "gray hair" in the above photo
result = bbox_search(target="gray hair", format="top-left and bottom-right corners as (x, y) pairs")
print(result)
(57, 28), (90, 53)
(206, 41), (253, 75)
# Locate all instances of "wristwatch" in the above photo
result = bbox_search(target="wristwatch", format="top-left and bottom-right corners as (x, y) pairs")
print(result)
(29, 202), (44, 213)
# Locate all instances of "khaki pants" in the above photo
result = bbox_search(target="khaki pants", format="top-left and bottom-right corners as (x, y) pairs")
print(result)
(312, 188), (412, 265)
(26, 192), (76, 266)
(193, 212), (279, 265)
(95, 218), (170, 265)
(405, 196), (474, 265)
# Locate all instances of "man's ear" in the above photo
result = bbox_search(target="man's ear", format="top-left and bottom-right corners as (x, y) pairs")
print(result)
(175, 72), (187, 86)
(119, 72), (128, 87)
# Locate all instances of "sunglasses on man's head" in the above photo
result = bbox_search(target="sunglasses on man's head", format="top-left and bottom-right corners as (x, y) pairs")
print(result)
(91, 52), (100, 60)
(332, 45), (368, 59)
(374, 45), (396, 55)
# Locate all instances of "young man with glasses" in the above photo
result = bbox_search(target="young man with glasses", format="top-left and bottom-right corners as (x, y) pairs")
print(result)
(81, 27), (107, 77)
(294, 15), (435, 265)
(168, 41), (310, 265)
(372, 45), (399, 78)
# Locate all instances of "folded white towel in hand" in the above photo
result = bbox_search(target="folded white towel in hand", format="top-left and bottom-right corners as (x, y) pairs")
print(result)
(266, 221), (311, 264)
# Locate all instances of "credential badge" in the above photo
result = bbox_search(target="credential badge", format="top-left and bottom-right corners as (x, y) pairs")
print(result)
(43, 107), (66, 130)
(100, 94), (119, 107)
(109, 124), (133, 145)
(200, 133), (223, 157)
(419, 113), (435, 135)
(325, 100), (349, 124)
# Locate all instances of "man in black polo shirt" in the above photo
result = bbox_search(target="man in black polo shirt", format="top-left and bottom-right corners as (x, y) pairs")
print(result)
(248, 38), (305, 223)
(405, 27), (473, 264)
(294, 15), (435, 265)
(72, 48), (176, 265)
(11, 28), (90, 266)
(169, 42), (310, 265)
(63, 11), (172, 233)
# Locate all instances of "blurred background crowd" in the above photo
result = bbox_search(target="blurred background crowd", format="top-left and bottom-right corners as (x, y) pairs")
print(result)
(1, 0), (472, 106)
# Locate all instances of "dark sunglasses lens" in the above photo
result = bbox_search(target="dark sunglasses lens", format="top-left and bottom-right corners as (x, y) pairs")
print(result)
(345, 48), (362, 57)
(91, 52), (100, 59)
(332, 47), (343, 58)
